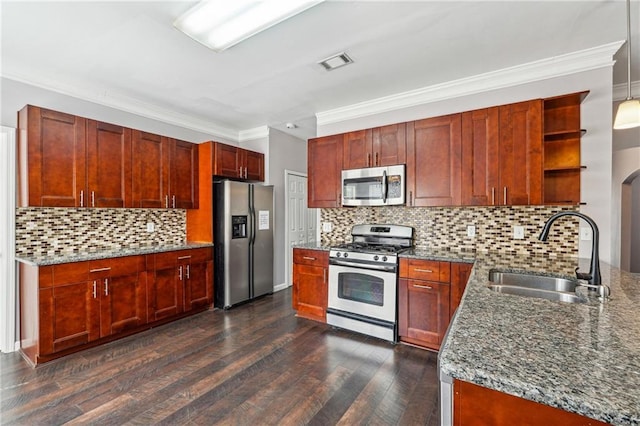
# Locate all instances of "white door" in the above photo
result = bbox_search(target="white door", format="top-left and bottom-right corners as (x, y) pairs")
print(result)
(285, 171), (317, 287)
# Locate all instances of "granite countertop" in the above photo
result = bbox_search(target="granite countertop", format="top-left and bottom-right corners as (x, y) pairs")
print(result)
(16, 242), (214, 266)
(439, 252), (640, 425)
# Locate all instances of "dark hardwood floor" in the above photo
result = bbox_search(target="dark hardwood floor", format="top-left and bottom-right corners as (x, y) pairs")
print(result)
(1, 288), (440, 425)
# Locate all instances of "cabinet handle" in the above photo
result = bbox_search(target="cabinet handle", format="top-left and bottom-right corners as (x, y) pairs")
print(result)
(172, 195), (176, 209)
(165, 195), (169, 209)
(413, 284), (433, 290)
(323, 269), (327, 283)
(367, 153), (371, 167)
(504, 187), (507, 205)
(186, 265), (190, 279)
(491, 187), (495, 205)
(80, 190), (84, 207)
(239, 166), (243, 178)
(302, 256), (316, 261)
(104, 278), (109, 296)
(179, 266), (183, 281)
(414, 268), (434, 273)
(90, 267), (111, 273)
(375, 152), (379, 166)
(178, 255), (192, 260)
(409, 191), (413, 206)
(92, 280), (97, 298)
(337, 192), (341, 207)
(244, 167), (247, 179)
(91, 191), (95, 207)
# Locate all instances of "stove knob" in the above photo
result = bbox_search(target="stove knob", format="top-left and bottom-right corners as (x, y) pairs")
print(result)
(344, 253), (349, 258)
(374, 255), (379, 261)
(382, 256), (388, 262)
(336, 252), (341, 257)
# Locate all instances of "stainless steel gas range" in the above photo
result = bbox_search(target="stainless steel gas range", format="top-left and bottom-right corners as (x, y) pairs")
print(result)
(327, 224), (414, 342)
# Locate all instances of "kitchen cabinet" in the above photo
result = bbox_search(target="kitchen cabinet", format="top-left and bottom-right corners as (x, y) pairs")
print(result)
(461, 100), (543, 206)
(18, 248), (212, 365)
(308, 134), (343, 208)
(542, 92), (588, 205)
(212, 142), (265, 181)
(398, 258), (451, 350)
(292, 248), (329, 322)
(453, 379), (609, 426)
(147, 247), (213, 321)
(343, 124), (407, 170)
(18, 105), (87, 207)
(131, 131), (199, 209)
(407, 114), (462, 207)
(450, 262), (472, 319)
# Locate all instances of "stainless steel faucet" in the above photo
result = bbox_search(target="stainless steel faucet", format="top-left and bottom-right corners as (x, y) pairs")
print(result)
(538, 211), (601, 286)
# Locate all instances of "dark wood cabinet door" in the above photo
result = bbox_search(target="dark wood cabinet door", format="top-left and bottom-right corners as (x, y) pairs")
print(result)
(308, 134), (343, 208)
(170, 138), (199, 209)
(149, 265), (183, 321)
(461, 108), (499, 206)
(450, 262), (473, 319)
(99, 272), (146, 336)
(87, 120), (132, 208)
(183, 259), (212, 312)
(398, 278), (450, 350)
(245, 150), (265, 181)
(407, 114), (462, 206)
(292, 263), (327, 322)
(498, 100), (543, 205)
(372, 123), (406, 167)
(132, 131), (169, 208)
(213, 143), (241, 178)
(40, 281), (99, 355)
(343, 129), (373, 169)
(19, 105), (87, 207)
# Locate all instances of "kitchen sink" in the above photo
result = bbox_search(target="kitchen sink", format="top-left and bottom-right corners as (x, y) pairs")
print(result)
(487, 270), (586, 304)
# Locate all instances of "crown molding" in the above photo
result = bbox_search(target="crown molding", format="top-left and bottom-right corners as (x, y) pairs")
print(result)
(613, 81), (640, 101)
(2, 70), (242, 141)
(239, 126), (270, 142)
(316, 41), (624, 127)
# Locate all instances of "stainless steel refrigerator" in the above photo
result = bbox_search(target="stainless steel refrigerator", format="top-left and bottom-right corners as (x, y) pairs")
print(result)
(214, 180), (274, 309)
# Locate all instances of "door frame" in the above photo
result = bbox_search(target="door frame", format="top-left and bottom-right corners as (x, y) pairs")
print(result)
(1, 126), (17, 352)
(282, 169), (309, 290)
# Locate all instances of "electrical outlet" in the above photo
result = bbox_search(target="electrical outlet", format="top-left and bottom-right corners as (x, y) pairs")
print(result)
(146, 222), (155, 232)
(466, 225), (476, 238)
(580, 227), (592, 241)
(513, 225), (525, 240)
(322, 222), (332, 232)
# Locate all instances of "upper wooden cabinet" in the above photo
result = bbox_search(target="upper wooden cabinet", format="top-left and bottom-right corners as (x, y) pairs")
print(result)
(542, 92), (588, 205)
(308, 134), (343, 208)
(407, 114), (462, 207)
(212, 142), (264, 181)
(343, 124), (406, 170)
(18, 106), (87, 207)
(19, 105), (199, 209)
(461, 100), (543, 206)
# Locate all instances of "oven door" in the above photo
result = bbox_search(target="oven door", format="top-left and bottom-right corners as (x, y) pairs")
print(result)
(327, 262), (397, 322)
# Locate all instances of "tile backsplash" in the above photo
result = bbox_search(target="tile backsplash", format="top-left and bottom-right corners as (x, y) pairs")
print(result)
(16, 208), (186, 257)
(321, 205), (580, 257)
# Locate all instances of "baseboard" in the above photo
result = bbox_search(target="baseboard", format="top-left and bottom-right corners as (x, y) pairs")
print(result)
(273, 282), (290, 293)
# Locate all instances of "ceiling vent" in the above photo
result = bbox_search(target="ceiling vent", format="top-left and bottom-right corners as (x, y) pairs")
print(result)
(318, 52), (353, 71)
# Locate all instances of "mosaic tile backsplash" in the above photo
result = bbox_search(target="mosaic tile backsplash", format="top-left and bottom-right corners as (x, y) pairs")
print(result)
(321, 205), (580, 257)
(16, 208), (186, 257)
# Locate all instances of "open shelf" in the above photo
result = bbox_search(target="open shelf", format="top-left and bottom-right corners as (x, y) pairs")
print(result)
(544, 129), (586, 141)
(544, 166), (586, 173)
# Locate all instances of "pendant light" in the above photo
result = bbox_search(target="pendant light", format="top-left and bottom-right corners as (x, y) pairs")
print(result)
(614, 0), (640, 129)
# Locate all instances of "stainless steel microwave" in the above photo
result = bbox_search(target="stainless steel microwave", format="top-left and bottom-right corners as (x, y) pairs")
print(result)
(342, 165), (405, 206)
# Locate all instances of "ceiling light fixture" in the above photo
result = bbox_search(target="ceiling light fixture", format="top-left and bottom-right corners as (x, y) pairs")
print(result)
(174, 0), (325, 52)
(318, 52), (354, 71)
(614, 0), (640, 129)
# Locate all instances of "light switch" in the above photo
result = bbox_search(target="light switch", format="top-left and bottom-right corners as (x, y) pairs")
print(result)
(580, 227), (592, 241)
(322, 222), (332, 232)
(146, 222), (155, 232)
(513, 226), (525, 240)
(467, 225), (476, 238)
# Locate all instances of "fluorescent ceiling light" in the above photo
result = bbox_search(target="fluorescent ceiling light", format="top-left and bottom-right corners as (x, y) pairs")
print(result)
(174, 0), (325, 52)
(318, 52), (354, 71)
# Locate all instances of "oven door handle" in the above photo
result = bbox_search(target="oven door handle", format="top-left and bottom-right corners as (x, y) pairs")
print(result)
(330, 259), (396, 273)
(381, 170), (388, 204)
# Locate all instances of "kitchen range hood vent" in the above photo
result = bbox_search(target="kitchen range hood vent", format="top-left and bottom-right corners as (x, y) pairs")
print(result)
(318, 52), (353, 71)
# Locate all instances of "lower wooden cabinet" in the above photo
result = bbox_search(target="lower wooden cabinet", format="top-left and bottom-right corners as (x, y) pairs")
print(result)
(19, 247), (213, 366)
(292, 248), (329, 322)
(398, 258), (472, 351)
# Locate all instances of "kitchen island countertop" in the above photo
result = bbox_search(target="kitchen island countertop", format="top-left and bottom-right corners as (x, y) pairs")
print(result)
(439, 252), (640, 425)
(16, 242), (214, 266)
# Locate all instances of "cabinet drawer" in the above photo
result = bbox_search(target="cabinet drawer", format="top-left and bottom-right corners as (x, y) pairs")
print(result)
(89, 255), (144, 277)
(293, 248), (328, 266)
(50, 262), (90, 287)
(400, 258), (451, 283)
(177, 247), (212, 263)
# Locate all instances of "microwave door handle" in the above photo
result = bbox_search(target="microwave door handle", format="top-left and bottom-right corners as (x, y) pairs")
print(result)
(382, 170), (388, 203)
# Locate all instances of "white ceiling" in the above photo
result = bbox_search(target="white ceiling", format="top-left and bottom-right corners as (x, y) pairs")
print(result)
(1, 1), (637, 141)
